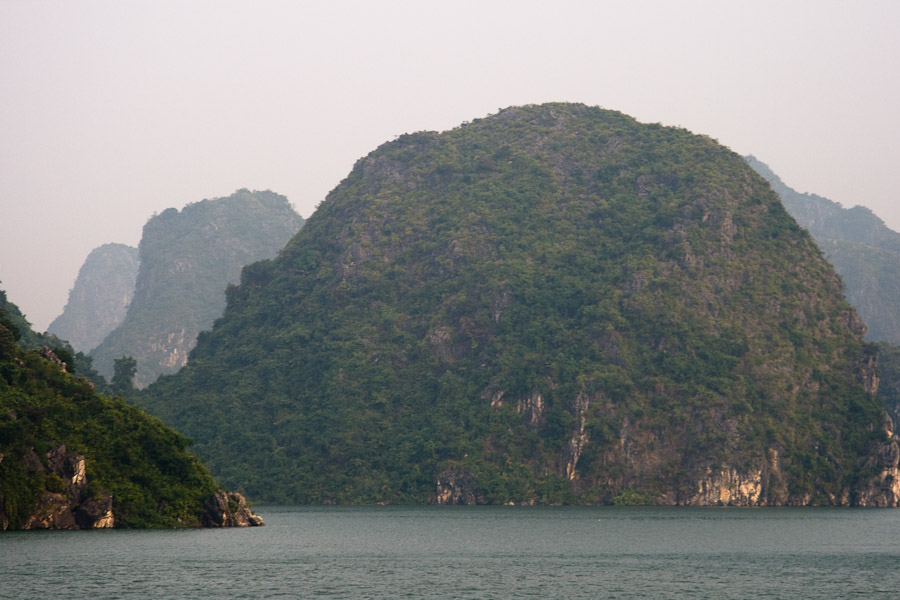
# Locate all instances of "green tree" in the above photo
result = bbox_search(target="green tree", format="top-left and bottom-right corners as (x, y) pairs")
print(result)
(111, 355), (138, 396)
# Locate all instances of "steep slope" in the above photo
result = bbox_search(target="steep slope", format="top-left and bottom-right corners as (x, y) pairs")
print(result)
(0, 290), (262, 529)
(876, 343), (900, 431)
(47, 243), (139, 352)
(90, 189), (303, 387)
(746, 156), (900, 344)
(142, 104), (898, 506)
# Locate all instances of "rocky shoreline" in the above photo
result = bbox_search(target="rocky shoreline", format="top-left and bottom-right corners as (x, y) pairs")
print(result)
(0, 444), (263, 530)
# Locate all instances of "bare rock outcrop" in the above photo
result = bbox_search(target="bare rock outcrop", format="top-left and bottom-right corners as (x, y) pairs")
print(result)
(10, 444), (115, 530)
(432, 467), (479, 505)
(855, 414), (900, 507)
(40, 347), (67, 372)
(201, 490), (264, 527)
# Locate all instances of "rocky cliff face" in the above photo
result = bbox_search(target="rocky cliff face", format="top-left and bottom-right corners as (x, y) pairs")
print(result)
(201, 490), (264, 527)
(854, 412), (900, 507)
(47, 243), (139, 352)
(433, 468), (480, 505)
(89, 189), (303, 387)
(0, 444), (116, 530)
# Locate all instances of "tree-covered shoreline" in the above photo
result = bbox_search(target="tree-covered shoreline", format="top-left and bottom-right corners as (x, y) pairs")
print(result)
(0, 290), (259, 529)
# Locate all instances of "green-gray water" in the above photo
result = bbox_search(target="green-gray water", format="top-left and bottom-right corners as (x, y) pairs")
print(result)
(3, 506), (900, 598)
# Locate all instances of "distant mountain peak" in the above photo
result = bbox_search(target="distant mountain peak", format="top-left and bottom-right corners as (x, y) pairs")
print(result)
(88, 189), (304, 387)
(47, 243), (139, 352)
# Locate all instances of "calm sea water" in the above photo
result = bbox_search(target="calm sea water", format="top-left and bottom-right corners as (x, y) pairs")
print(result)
(3, 505), (900, 599)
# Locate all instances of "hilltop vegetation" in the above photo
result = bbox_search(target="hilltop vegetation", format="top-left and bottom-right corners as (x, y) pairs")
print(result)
(0, 289), (107, 392)
(89, 189), (303, 387)
(140, 104), (895, 506)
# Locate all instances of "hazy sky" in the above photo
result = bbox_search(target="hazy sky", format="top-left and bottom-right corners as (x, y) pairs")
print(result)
(2, 0), (899, 331)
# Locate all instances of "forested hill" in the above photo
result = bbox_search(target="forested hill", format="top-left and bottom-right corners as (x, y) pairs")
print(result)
(47, 243), (139, 352)
(141, 103), (900, 506)
(0, 288), (262, 529)
(746, 156), (900, 344)
(89, 189), (304, 388)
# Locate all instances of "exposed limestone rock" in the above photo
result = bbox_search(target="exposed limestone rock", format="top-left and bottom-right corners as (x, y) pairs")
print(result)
(565, 391), (590, 480)
(160, 328), (189, 370)
(517, 390), (545, 427)
(22, 492), (79, 530)
(39, 347), (67, 372)
(763, 448), (790, 505)
(855, 415), (900, 507)
(47, 444), (86, 487)
(74, 494), (115, 529)
(857, 346), (880, 396)
(15, 444), (115, 530)
(667, 426), (900, 507)
(688, 468), (764, 506)
(432, 467), (478, 505)
(201, 490), (264, 527)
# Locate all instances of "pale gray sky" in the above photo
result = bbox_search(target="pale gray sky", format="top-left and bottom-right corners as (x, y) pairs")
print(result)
(2, 0), (899, 331)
